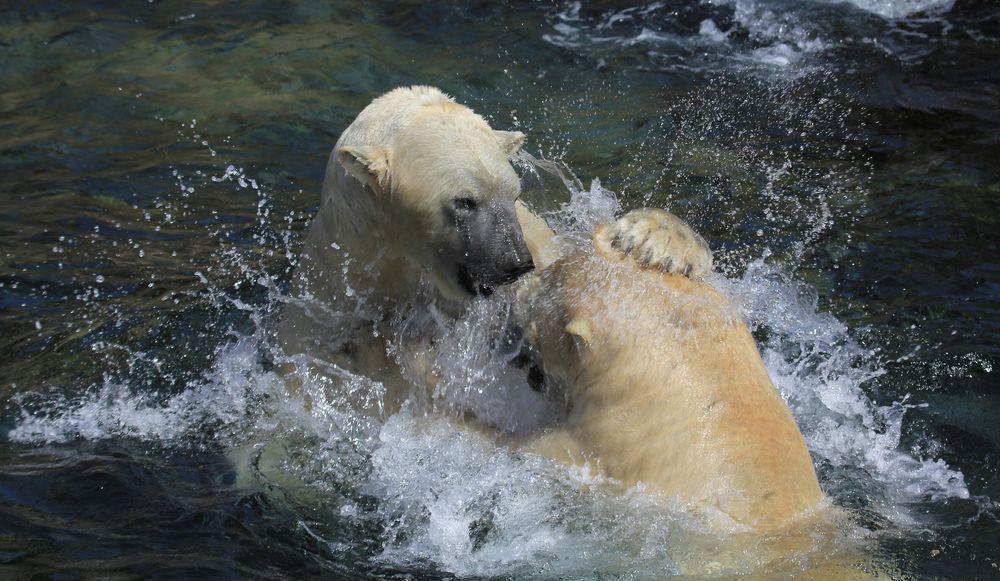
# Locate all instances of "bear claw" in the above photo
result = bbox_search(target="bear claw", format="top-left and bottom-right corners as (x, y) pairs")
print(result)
(595, 208), (712, 279)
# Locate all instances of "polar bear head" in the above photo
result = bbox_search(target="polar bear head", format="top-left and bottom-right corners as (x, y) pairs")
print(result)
(336, 96), (535, 301)
(513, 254), (602, 391)
(513, 224), (717, 392)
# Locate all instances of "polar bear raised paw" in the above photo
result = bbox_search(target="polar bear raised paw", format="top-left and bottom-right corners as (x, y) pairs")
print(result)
(593, 208), (712, 278)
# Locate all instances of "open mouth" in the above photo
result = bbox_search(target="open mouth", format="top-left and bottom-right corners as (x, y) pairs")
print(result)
(457, 265), (495, 296)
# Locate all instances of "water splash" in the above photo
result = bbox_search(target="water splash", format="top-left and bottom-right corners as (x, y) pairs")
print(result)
(407, 297), (564, 435)
(0, 133), (971, 578)
(7, 339), (270, 446)
(727, 257), (969, 512)
(364, 410), (683, 579)
(833, 0), (955, 19)
(544, 0), (957, 75)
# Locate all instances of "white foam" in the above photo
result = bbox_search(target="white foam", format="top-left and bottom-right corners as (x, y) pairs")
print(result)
(749, 43), (799, 67)
(728, 258), (969, 509)
(833, 0), (954, 19)
(720, 0), (954, 22)
(544, 0), (956, 80)
(363, 410), (682, 579)
(724, 0), (831, 70)
(699, 19), (729, 43)
(7, 340), (268, 445)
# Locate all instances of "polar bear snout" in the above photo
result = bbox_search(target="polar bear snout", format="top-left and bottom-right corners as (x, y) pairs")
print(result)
(455, 243), (534, 296)
(499, 252), (535, 283)
(477, 253), (534, 294)
(450, 201), (535, 295)
(476, 231), (534, 288)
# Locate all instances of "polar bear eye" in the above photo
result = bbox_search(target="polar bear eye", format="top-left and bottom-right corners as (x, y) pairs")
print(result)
(452, 197), (478, 213)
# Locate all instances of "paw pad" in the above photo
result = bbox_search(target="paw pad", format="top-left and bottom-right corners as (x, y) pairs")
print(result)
(594, 209), (712, 278)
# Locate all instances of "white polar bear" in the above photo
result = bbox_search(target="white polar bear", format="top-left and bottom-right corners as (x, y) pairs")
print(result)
(516, 210), (822, 532)
(278, 86), (561, 414)
(513, 210), (887, 577)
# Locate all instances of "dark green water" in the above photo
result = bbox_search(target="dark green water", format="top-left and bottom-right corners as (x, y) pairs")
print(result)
(1, 1), (997, 579)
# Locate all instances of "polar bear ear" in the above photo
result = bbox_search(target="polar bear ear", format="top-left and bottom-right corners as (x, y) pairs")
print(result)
(565, 318), (593, 346)
(337, 145), (390, 190)
(494, 130), (526, 156)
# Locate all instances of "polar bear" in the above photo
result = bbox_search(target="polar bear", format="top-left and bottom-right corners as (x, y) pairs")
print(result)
(515, 209), (823, 532)
(511, 210), (893, 576)
(278, 86), (543, 413)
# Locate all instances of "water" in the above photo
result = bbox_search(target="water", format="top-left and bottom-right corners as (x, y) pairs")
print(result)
(1, 0), (997, 578)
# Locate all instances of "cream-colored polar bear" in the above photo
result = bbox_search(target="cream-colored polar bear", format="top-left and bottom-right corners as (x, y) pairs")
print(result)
(277, 86), (589, 414)
(513, 211), (890, 577)
(515, 209), (823, 532)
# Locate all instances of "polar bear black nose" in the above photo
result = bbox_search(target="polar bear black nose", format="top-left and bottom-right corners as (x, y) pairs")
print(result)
(498, 253), (534, 285)
(513, 254), (535, 276)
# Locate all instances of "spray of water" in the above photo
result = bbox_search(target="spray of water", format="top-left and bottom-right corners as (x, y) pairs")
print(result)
(5, 158), (969, 576)
(1, 10), (973, 568)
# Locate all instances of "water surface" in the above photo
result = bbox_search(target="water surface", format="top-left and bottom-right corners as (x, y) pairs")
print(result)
(1, 0), (998, 578)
